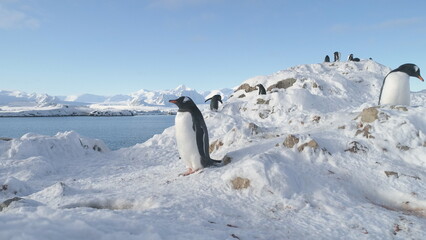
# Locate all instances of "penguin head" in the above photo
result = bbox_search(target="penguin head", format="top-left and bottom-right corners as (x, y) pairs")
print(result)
(394, 64), (424, 81)
(169, 96), (197, 110)
(213, 94), (222, 100)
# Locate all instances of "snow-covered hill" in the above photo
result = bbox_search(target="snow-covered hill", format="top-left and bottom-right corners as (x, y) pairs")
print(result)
(0, 60), (425, 239)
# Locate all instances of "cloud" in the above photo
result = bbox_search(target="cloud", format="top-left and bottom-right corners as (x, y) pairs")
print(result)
(148, 0), (215, 9)
(328, 17), (423, 33)
(370, 17), (422, 30)
(0, 3), (40, 29)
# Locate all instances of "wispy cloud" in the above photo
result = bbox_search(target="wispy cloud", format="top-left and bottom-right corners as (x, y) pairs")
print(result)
(328, 17), (423, 33)
(369, 17), (422, 30)
(0, 2), (40, 30)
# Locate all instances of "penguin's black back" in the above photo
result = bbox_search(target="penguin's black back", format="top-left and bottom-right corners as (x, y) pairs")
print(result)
(324, 55), (330, 62)
(257, 84), (266, 95)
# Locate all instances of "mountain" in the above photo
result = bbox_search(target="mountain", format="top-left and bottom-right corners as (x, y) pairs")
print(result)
(0, 86), (233, 116)
(129, 85), (234, 106)
(1, 60), (425, 239)
(0, 90), (59, 107)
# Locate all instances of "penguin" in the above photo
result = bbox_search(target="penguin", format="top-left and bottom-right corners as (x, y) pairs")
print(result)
(204, 94), (223, 111)
(378, 63), (424, 106)
(334, 51), (341, 62)
(324, 55), (330, 63)
(169, 96), (221, 176)
(348, 54), (360, 62)
(256, 84), (267, 95)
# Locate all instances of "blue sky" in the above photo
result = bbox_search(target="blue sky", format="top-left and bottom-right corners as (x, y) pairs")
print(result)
(1, 0), (425, 96)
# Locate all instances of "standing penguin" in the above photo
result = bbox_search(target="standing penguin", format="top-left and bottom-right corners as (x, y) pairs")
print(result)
(204, 94), (223, 111)
(324, 55), (330, 62)
(256, 84), (267, 95)
(169, 96), (221, 176)
(378, 64), (423, 106)
(334, 51), (341, 62)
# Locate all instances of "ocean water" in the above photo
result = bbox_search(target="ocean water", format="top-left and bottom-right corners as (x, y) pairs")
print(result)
(0, 115), (175, 150)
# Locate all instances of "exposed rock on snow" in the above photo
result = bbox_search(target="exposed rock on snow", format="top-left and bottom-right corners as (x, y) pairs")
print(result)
(235, 83), (257, 93)
(297, 139), (319, 152)
(0, 60), (425, 239)
(231, 177), (251, 190)
(283, 134), (299, 148)
(266, 78), (297, 91)
(357, 107), (379, 123)
(0, 197), (23, 211)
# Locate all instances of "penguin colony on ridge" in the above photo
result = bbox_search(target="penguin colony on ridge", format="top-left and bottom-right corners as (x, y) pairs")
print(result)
(168, 58), (423, 175)
(378, 63), (423, 106)
(205, 94), (223, 111)
(169, 96), (222, 176)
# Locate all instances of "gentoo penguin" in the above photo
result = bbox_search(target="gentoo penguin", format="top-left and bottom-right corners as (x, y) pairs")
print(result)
(169, 96), (221, 176)
(256, 84), (267, 95)
(333, 51), (341, 62)
(378, 64), (424, 105)
(324, 55), (330, 62)
(348, 54), (360, 62)
(205, 94), (223, 111)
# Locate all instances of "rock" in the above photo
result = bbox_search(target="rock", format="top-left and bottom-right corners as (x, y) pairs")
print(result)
(355, 125), (374, 138)
(259, 111), (270, 119)
(267, 78), (297, 91)
(384, 171), (399, 178)
(312, 116), (321, 123)
(297, 140), (319, 152)
(0, 137), (12, 141)
(222, 155), (232, 165)
(235, 83), (257, 93)
(345, 141), (367, 153)
(283, 135), (299, 148)
(390, 106), (408, 111)
(396, 144), (410, 151)
(209, 140), (224, 153)
(358, 107), (379, 123)
(238, 94), (246, 98)
(0, 197), (23, 211)
(231, 177), (250, 190)
(248, 123), (260, 135)
(256, 98), (270, 104)
(92, 145), (103, 152)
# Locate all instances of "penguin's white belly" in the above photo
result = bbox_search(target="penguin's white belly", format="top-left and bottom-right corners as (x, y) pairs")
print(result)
(380, 72), (410, 105)
(175, 112), (203, 170)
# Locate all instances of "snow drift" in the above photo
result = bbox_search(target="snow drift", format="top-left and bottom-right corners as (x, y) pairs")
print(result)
(0, 60), (425, 239)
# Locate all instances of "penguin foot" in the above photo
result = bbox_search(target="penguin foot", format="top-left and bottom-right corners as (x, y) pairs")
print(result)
(179, 168), (200, 176)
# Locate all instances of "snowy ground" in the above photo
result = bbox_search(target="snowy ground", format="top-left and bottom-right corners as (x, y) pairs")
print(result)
(1, 60), (425, 239)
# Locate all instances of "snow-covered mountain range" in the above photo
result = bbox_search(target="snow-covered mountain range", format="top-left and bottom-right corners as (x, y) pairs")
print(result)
(0, 85), (233, 116)
(0, 60), (425, 239)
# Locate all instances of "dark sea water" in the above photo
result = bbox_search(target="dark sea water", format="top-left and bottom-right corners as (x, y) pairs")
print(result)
(0, 115), (175, 150)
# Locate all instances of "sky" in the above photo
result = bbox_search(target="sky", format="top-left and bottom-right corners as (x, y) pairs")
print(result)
(0, 0), (425, 96)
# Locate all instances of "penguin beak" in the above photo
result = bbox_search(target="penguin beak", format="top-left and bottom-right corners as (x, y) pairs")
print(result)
(418, 75), (424, 81)
(169, 99), (178, 104)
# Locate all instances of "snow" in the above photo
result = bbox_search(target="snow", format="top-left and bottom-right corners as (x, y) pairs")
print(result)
(0, 86), (233, 117)
(1, 60), (425, 239)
